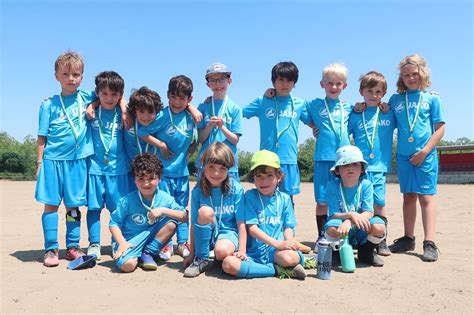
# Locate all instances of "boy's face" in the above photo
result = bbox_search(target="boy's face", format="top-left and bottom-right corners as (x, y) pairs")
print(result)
(254, 167), (281, 196)
(320, 75), (347, 99)
(135, 172), (160, 199)
(360, 82), (386, 107)
(98, 87), (122, 110)
(55, 64), (83, 95)
(168, 93), (192, 113)
(135, 108), (157, 126)
(401, 64), (421, 90)
(336, 162), (363, 181)
(206, 74), (231, 99)
(272, 77), (295, 97)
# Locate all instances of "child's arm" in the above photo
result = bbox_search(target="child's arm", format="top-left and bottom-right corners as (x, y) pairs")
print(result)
(109, 226), (134, 260)
(197, 122), (217, 144)
(119, 97), (133, 129)
(148, 207), (188, 223)
(248, 224), (298, 251)
(353, 102), (390, 113)
(187, 141), (198, 158)
(216, 123), (239, 145)
(140, 135), (175, 160)
(331, 211), (372, 233)
(36, 136), (46, 179)
(234, 221), (247, 260)
(410, 122), (445, 166)
(186, 104), (202, 124)
(283, 227), (295, 241)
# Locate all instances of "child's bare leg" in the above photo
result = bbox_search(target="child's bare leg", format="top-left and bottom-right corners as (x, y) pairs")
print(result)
(274, 249), (300, 267)
(214, 239), (235, 261)
(315, 203), (328, 237)
(374, 205), (386, 217)
(418, 194), (436, 241)
(222, 256), (241, 276)
(369, 223), (386, 238)
(120, 258), (138, 273)
(154, 222), (177, 244)
(403, 193), (418, 238)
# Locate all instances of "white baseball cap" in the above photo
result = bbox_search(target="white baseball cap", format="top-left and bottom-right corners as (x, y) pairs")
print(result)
(206, 62), (231, 78)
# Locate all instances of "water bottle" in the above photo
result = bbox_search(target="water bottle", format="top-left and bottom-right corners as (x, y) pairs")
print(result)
(339, 236), (356, 273)
(316, 238), (332, 280)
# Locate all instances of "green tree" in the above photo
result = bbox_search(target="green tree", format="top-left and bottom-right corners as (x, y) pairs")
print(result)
(298, 138), (315, 182)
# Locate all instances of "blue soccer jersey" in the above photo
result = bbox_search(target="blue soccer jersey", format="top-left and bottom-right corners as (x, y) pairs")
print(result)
(110, 189), (185, 241)
(123, 118), (158, 165)
(348, 107), (397, 172)
(137, 106), (195, 177)
(190, 178), (245, 235)
(88, 106), (128, 175)
(326, 178), (374, 218)
(389, 90), (445, 156)
(244, 189), (296, 263)
(304, 98), (352, 161)
(243, 95), (308, 164)
(38, 89), (96, 160)
(196, 97), (242, 173)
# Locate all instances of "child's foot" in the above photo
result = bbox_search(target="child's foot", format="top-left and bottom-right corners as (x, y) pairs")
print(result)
(275, 264), (306, 280)
(296, 241), (312, 254)
(422, 240), (439, 262)
(87, 244), (102, 261)
(376, 239), (392, 256)
(177, 242), (191, 258)
(65, 246), (85, 261)
(138, 252), (158, 271)
(184, 257), (211, 278)
(43, 249), (59, 267)
(313, 235), (324, 253)
(389, 236), (415, 253)
(358, 243), (384, 267)
(158, 244), (174, 261)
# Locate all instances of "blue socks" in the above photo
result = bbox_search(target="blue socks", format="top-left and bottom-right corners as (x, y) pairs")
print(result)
(193, 223), (212, 259)
(144, 238), (165, 256)
(42, 211), (58, 251)
(65, 209), (81, 248)
(177, 221), (189, 244)
(87, 210), (102, 245)
(237, 261), (276, 278)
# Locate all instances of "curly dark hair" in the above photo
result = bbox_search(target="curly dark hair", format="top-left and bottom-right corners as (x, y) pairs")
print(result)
(131, 153), (163, 178)
(128, 86), (163, 117)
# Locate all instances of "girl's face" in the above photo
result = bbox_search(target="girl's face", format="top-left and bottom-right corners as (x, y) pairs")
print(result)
(254, 167), (281, 196)
(204, 162), (228, 187)
(401, 64), (421, 90)
(337, 162), (363, 181)
(136, 108), (157, 126)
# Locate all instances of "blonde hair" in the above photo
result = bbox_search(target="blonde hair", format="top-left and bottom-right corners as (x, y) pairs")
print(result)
(54, 51), (84, 73)
(396, 54), (431, 93)
(199, 142), (235, 197)
(359, 71), (387, 92)
(322, 63), (348, 82)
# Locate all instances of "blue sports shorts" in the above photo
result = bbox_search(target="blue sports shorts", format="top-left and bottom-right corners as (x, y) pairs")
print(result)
(314, 161), (335, 204)
(396, 151), (438, 195)
(279, 164), (301, 196)
(324, 216), (385, 248)
(87, 173), (130, 211)
(159, 175), (190, 207)
(364, 171), (387, 207)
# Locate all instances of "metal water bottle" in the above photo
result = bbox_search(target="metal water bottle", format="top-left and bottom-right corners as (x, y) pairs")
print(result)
(339, 236), (356, 273)
(316, 238), (332, 280)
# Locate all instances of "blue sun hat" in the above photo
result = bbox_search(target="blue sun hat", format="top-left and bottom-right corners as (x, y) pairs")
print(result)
(330, 145), (368, 176)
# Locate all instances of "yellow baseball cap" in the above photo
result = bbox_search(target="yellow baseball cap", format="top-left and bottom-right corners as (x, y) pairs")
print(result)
(250, 150), (280, 171)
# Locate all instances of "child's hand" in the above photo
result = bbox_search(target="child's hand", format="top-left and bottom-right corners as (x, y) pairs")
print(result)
(86, 104), (96, 120)
(159, 142), (175, 160)
(353, 102), (367, 113)
(114, 242), (134, 260)
(378, 102), (390, 113)
(410, 148), (429, 167)
(187, 104), (203, 124)
(183, 254), (193, 268)
(337, 219), (352, 236)
(276, 240), (298, 251)
(264, 88), (276, 99)
(209, 116), (223, 128)
(122, 111), (133, 130)
(147, 208), (164, 223)
(203, 96), (212, 104)
(312, 127), (320, 138)
(234, 251), (247, 261)
(349, 213), (371, 232)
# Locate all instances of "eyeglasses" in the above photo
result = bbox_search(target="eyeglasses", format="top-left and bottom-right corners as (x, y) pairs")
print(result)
(208, 77), (228, 84)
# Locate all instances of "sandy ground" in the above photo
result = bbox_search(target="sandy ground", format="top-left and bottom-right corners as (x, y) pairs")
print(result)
(0, 181), (472, 313)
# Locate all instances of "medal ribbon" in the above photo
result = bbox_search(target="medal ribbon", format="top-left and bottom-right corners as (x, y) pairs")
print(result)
(168, 107), (196, 141)
(362, 107), (380, 150)
(98, 106), (118, 160)
(258, 191), (279, 263)
(59, 93), (83, 145)
(134, 120), (156, 154)
(405, 91), (423, 134)
(324, 98), (345, 140)
(138, 190), (157, 225)
(209, 192), (224, 238)
(339, 182), (362, 213)
(273, 96), (295, 146)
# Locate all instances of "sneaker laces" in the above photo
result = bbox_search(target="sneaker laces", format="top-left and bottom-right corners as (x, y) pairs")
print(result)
(44, 249), (57, 258)
(423, 241), (441, 254)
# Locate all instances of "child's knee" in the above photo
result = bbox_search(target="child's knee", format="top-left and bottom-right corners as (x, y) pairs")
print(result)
(403, 193), (417, 203)
(197, 206), (214, 225)
(120, 259), (138, 273)
(222, 256), (240, 275)
(214, 241), (235, 260)
(326, 226), (339, 237)
(370, 223), (385, 237)
(274, 250), (300, 267)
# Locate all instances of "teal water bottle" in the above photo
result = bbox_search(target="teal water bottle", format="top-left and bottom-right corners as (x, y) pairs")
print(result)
(339, 236), (356, 273)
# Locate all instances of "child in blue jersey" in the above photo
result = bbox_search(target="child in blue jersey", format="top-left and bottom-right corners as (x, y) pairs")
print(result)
(303, 63), (353, 248)
(183, 142), (246, 278)
(196, 62), (243, 181)
(222, 150), (306, 280)
(138, 75), (197, 260)
(244, 61), (309, 202)
(86, 71), (130, 260)
(325, 146), (386, 266)
(348, 71), (396, 256)
(110, 153), (188, 273)
(387, 55), (445, 262)
(35, 51), (97, 267)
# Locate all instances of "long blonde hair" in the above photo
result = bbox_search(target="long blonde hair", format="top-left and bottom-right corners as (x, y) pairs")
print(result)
(396, 54), (431, 93)
(199, 142), (235, 197)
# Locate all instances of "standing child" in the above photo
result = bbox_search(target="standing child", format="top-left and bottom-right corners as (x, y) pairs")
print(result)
(196, 62), (243, 180)
(324, 146), (386, 266)
(184, 142), (246, 278)
(86, 71), (130, 260)
(387, 54), (445, 262)
(304, 63), (352, 248)
(138, 75), (197, 260)
(110, 153), (187, 273)
(35, 51), (97, 267)
(222, 150), (306, 279)
(348, 71), (396, 256)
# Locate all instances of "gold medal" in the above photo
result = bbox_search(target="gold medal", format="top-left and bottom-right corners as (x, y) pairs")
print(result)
(408, 136), (414, 143)
(369, 153), (375, 159)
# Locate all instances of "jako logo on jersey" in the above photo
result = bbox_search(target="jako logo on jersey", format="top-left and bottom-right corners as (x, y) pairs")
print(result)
(358, 119), (391, 130)
(265, 108), (277, 119)
(395, 101), (430, 113)
(258, 215), (281, 225)
(215, 205), (235, 215)
(132, 214), (146, 225)
(279, 110), (297, 119)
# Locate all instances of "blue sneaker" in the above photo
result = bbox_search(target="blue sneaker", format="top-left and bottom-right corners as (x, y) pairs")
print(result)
(139, 252), (157, 271)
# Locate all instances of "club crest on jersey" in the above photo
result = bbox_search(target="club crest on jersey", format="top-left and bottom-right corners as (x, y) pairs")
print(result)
(166, 124), (177, 136)
(204, 113), (211, 123)
(132, 214), (146, 225)
(265, 108), (277, 120)
(319, 107), (328, 118)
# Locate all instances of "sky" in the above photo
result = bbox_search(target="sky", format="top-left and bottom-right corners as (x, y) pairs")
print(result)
(1, 0), (473, 153)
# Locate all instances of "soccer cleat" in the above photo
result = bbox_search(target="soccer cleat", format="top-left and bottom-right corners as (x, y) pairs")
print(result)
(389, 236), (415, 253)
(138, 252), (158, 271)
(183, 257), (211, 278)
(158, 244), (174, 261)
(376, 239), (392, 256)
(358, 242), (384, 267)
(43, 249), (59, 267)
(65, 246), (85, 261)
(177, 242), (191, 258)
(87, 244), (102, 261)
(422, 240), (439, 262)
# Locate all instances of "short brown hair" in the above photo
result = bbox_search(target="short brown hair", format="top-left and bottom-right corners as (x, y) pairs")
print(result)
(359, 71), (387, 92)
(54, 51), (84, 73)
